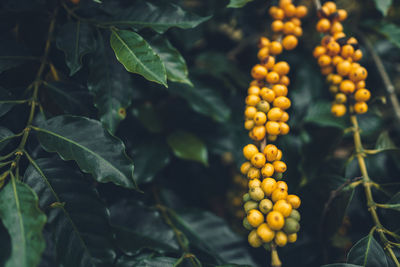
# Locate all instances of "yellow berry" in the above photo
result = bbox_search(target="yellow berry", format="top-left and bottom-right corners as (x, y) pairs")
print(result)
(286, 194), (301, 209)
(243, 144), (259, 160)
(266, 210), (285, 230)
(240, 161), (252, 175)
(249, 187), (265, 201)
(261, 177), (277, 196)
(273, 199), (293, 217)
(248, 230), (263, 248)
(247, 209), (264, 227)
(259, 199), (273, 214)
(251, 153), (266, 168)
(271, 188), (288, 202)
(257, 223), (275, 242)
(287, 233), (297, 243)
(261, 163), (275, 178)
(275, 231), (288, 247)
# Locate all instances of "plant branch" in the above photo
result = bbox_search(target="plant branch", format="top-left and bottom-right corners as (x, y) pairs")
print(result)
(350, 115), (400, 267)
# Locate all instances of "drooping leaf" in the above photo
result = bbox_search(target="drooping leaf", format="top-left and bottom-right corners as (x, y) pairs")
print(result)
(56, 22), (96, 76)
(106, 1), (211, 34)
(304, 101), (347, 129)
(375, 131), (398, 152)
(110, 29), (167, 87)
(88, 33), (133, 133)
(132, 103), (164, 134)
(0, 127), (14, 151)
(227, 0), (254, 8)
(24, 157), (116, 267)
(130, 138), (170, 184)
(374, 0), (393, 16)
(0, 87), (16, 118)
(0, 40), (33, 74)
(0, 178), (46, 267)
(33, 115), (137, 189)
(374, 22), (400, 49)
(168, 83), (231, 123)
(167, 130), (208, 166)
(149, 36), (192, 85)
(109, 200), (179, 255)
(44, 81), (95, 116)
(347, 234), (388, 267)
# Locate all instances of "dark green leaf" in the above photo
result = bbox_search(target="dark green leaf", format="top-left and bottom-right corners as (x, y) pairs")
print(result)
(109, 201), (179, 255)
(0, 88), (15, 118)
(347, 234), (388, 267)
(168, 83), (231, 123)
(0, 40), (33, 74)
(0, 127), (14, 151)
(88, 33), (133, 133)
(0, 178), (46, 267)
(24, 157), (116, 267)
(33, 115), (137, 189)
(56, 22), (96, 76)
(44, 82), (95, 116)
(132, 103), (163, 133)
(130, 138), (170, 184)
(304, 101), (347, 129)
(374, 0), (392, 16)
(149, 36), (192, 85)
(167, 131), (208, 166)
(107, 2), (210, 34)
(110, 29), (167, 87)
(375, 131), (398, 152)
(374, 22), (400, 49)
(227, 0), (254, 8)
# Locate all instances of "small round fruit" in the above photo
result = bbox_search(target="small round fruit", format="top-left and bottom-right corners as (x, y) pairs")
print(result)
(261, 177), (277, 196)
(266, 71), (280, 84)
(266, 210), (285, 230)
(266, 121), (281, 135)
(252, 126), (267, 141)
(283, 218), (300, 234)
(287, 233), (297, 243)
(257, 223), (275, 242)
(340, 80), (356, 94)
(244, 106), (257, 119)
(240, 161), (252, 175)
(276, 149), (283, 161)
(243, 193), (251, 202)
(248, 230), (263, 248)
(288, 209), (301, 221)
(286, 194), (301, 209)
(260, 87), (276, 103)
(276, 181), (288, 191)
(243, 144), (259, 160)
(261, 163), (275, 178)
(254, 112), (267, 126)
(349, 67), (368, 82)
(335, 93), (347, 104)
(247, 167), (261, 180)
(244, 120), (255, 130)
(279, 122), (290, 135)
(251, 153), (266, 168)
(243, 217), (253, 230)
(336, 60), (351, 76)
(246, 94), (261, 106)
(275, 231), (288, 247)
(248, 179), (261, 189)
(248, 85), (260, 95)
(331, 104), (346, 117)
(282, 35), (298, 50)
(354, 89), (371, 102)
(316, 18), (331, 32)
(247, 209), (264, 227)
(271, 188), (288, 202)
(273, 96), (291, 110)
(263, 144), (278, 162)
(313, 46), (326, 58)
(256, 100), (271, 113)
(273, 199), (293, 217)
(272, 84), (288, 97)
(354, 102), (368, 114)
(273, 161), (287, 173)
(249, 187), (265, 201)
(244, 201), (259, 213)
(273, 61), (290, 75)
(280, 112), (289, 122)
(259, 199), (273, 214)
(251, 64), (268, 80)
(269, 41), (283, 55)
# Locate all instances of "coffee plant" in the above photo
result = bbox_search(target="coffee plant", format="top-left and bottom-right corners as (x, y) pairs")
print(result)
(0, 0), (399, 266)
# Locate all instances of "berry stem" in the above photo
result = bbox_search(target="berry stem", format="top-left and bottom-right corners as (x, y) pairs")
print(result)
(271, 244), (282, 267)
(350, 115), (400, 267)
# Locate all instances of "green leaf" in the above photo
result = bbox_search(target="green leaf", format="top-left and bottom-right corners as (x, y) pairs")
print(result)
(374, 22), (400, 49)
(304, 101), (347, 129)
(0, 178), (46, 267)
(375, 131), (398, 152)
(56, 22), (96, 76)
(107, 2), (210, 34)
(0, 127), (14, 151)
(116, 256), (180, 267)
(322, 264), (362, 267)
(0, 87), (15, 118)
(374, 0), (392, 16)
(130, 138), (170, 184)
(0, 40), (33, 74)
(132, 103), (164, 133)
(88, 33), (133, 133)
(109, 201), (179, 255)
(149, 36), (192, 85)
(167, 131), (208, 166)
(110, 29), (167, 87)
(347, 234), (388, 267)
(168, 83), (231, 123)
(227, 0), (254, 8)
(24, 157), (116, 267)
(33, 115), (137, 189)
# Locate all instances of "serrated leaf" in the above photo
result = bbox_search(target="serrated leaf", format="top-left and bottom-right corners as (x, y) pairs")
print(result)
(167, 131), (208, 166)
(374, 22), (400, 49)
(0, 178), (46, 267)
(32, 115), (137, 189)
(347, 234), (388, 267)
(130, 138), (170, 184)
(0, 40), (32, 74)
(88, 33), (133, 133)
(109, 201), (179, 255)
(168, 83), (231, 123)
(304, 101), (347, 129)
(149, 36), (192, 85)
(227, 0), (254, 8)
(106, 1), (210, 34)
(110, 29), (167, 87)
(0, 87), (15, 118)
(375, 131), (398, 152)
(44, 81), (95, 116)
(0, 127), (14, 151)
(24, 157), (116, 267)
(374, 0), (392, 16)
(56, 22), (96, 76)
(132, 103), (163, 133)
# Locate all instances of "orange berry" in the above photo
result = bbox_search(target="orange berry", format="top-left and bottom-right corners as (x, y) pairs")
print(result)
(248, 179), (261, 189)
(261, 163), (275, 178)
(245, 94), (261, 106)
(273, 96), (291, 110)
(262, 56), (276, 70)
(335, 93), (347, 104)
(331, 74), (343, 84)
(273, 161), (287, 173)
(272, 84), (288, 97)
(266, 211), (285, 230)
(326, 41), (341, 56)
(276, 149), (283, 161)
(293, 26), (303, 37)
(273, 199), (293, 217)
(266, 71), (280, 84)
(271, 188), (288, 203)
(339, 80), (356, 94)
(316, 18), (331, 33)
(266, 121), (281, 135)
(313, 46), (326, 58)
(251, 64), (268, 80)
(248, 230), (263, 248)
(283, 21), (295, 35)
(273, 61), (290, 76)
(271, 20), (284, 32)
(254, 111), (267, 125)
(280, 111), (289, 122)
(336, 60), (352, 76)
(257, 47), (270, 61)
(252, 126), (267, 141)
(324, 1), (337, 13)
(270, 8), (285, 20)
(275, 231), (288, 247)
(291, 18), (301, 26)
(295, 6), (307, 18)
(258, 36), (270, 48)
(243, 144), (259, 160)
(341, 45), (355, 59)
(352, 49), (363, 61)
(318, 55), (332, 67)
(247, 167), (261, 179)
(257, 223), (275, 242)
(264, 144), (278, 162)
(283, 4), (296, 17)
(356, 80), (366, 89)
(332, 55), (343, 66)
(276, 180), (288, 191)
(240, 161), (252, 175)
(330, 21), (343, 34)
(251, 153), (266, 168)
(260, 87), (276, 103)
(267, 107), (283, 121)
(280, 75), (290, 86)
(331, 103), (346, 117)
(269, 41), (283, 55)
(349, 67), (368, 82)
(337, 9), (348, 21)
(321, 66), (334, 75)
(354, 89), (371, 102)
(244, 106), (257, 119)
(279, 122), (290, 135)
(261, 177), (277, 195)
(244, 120), (255, 130)
(247, 209), (264, 227)
(282, 35), (298, 50)
(286, 195), (301, 209)
(354, 102), (368, 114)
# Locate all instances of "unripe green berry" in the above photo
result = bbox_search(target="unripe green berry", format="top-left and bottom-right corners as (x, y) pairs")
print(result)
(244, 201), (259, 213)
(283, 218), (300, 234)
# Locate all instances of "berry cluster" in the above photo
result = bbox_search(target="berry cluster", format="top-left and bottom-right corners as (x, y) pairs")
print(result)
(313, 1), (371, 117)
(241, 144), (301, 248)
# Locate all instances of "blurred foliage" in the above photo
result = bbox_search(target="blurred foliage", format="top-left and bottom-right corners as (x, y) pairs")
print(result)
(0, 0), (400, 266)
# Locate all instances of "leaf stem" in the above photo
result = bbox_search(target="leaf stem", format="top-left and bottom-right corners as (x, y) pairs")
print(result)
(350, 115), (400, 267)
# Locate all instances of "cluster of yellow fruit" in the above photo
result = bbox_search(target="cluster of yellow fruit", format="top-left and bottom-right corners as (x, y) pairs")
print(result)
(241, 144), (301, 248)
(313, 1), (371, 117)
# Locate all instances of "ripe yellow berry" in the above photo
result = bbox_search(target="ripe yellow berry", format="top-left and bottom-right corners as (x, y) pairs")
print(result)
(245, 94), (261, 106)
(244, 120), (255, 130)
(282, 35), (298, 50)
(243, 144), (259, 160)
(313, 46), (326, 58)
(266, 71), (280, 84)
(271, 188), (288, 202)
(276, 181), (288, 191)
(257, 223), (275, 242)
(273, 199), (293, 217)
(318, 55), (331, 67)
(349, 67), (368, 82)
(261, 177), (277, 196)
(254, 112), (267, 125)
(276, 149), (283, 161)
(251, 64), (268, 80)
(249, 187), (265, 201)
(273, 161), (287, 173)
(247, 209), (264, 227)
(273, 61), (290, 76)
(354, 89), (371, 102)
(272, 84), (288, 97)
(336, 60), (351, 76)
(331, 104), (346, 117)
(267, 107), (283, 121)
(339, 80), (356, 94)
(283, 21), (295, 35)
(252, 126), (267, 141)
(354, 102), (368, 114)
(330, 21), (343, 34)
(273, 96), (291, 110)
(257, 47), (270, 61)
(248, 179), (261, 189)
(264, 144), (278, 162)
(271, 20), (284, 32)
(269, 41), (283, 55)
(262, 56), (276, 70)
(337, 9), (347, 21)
(260, 87), (276, 103)
(341, 44), (354, 58)
(316, 18), (331, 33)
(270, 7), (285, 20)
(335, 93), (347, 104)
(240, 161), (252, 175)
(286, 194), (301, 209)
(280, 112), (289, 122)
(248, 85), (260, 95)
(248, 230), (263, 248)
(287, 233), (297, 243)
(295, 5), (307, 18)
(266, 210), (285, 230)
(275, 231), (288, 247)
(266, 121), (281, 135)
(352, 49), (363, 61)
(258, 36), (270, 48)
(259, 199), (273, 214)
(331, 74), (343, 84)
(244, 106), (257, 119)
(247, 167), (261, 180)
(326, 41), (341, 56)
(280, 75), (290, 86)
(261, 163), (275, 178)
(251, 153), (266, 168)
(283, 4), (296, 17)
(279, 122), (290, 135)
